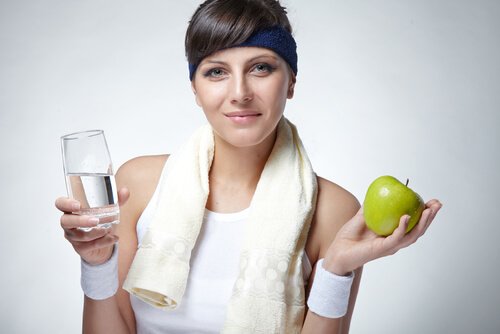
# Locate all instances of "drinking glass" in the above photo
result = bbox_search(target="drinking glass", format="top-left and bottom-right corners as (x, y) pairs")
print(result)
(61, 130), (119, 231)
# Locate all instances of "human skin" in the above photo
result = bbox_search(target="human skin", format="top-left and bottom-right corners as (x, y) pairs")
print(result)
(56, 45), (442, 333)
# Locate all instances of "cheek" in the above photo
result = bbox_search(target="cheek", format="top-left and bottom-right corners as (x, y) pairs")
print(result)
(197, 85), (226, 112)
(260, 80), (289, 109)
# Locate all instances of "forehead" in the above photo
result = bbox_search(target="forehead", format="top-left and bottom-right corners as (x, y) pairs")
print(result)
(200, 46), (282, 64)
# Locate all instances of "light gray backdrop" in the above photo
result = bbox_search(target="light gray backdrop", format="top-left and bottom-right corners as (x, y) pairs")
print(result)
(1, 0), (499, 333)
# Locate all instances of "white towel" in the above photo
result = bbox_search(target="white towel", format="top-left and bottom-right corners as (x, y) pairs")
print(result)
(123, 117), (317, 333)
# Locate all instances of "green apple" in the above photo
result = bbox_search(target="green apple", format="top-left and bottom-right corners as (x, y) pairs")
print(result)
(363, 175), (425, 236)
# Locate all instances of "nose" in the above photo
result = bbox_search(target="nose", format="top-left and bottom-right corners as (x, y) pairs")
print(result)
(230, 74), (253, 104)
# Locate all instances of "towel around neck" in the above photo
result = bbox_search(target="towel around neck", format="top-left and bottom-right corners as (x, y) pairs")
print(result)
(123, 117), (318, 333)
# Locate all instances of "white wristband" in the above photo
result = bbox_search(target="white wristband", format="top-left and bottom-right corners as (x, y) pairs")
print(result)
(307, 258), (355, 318)
(80, 244), (119, 300)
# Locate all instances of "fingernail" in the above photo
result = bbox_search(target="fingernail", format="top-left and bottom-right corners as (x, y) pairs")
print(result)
(72, 202), (80, 211)
(88, 217), (99, 225)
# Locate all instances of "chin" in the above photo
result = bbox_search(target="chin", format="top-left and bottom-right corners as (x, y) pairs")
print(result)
(215, 127), (275, 149)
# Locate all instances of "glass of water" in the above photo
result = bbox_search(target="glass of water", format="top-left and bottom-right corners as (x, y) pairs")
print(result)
(61, 130), (119, 231)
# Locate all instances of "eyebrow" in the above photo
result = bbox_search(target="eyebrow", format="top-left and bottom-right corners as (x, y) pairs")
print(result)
(200, 54), (280, 66)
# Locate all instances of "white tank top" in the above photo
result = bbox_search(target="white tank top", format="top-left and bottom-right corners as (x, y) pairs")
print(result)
(131, 187), (313, 333)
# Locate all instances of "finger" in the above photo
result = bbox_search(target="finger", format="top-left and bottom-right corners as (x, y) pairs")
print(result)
(425, 198), (443, 209)
(118, 187), (130, 206)
(352, 206), (364, 224)
(349, 206), (369, 233)
(416, 204), (441, 238)
(60, 214), (99, 230)
(420, 199), (442, 226)
(65, 226), (111, 243)
(428, 201), (443, 222)
(55, 197), (81, 214)
(399, 208), (433, 248)
(382, 215), (409, 253)
(422, 203), (441, 229)
(425, 199), (441, 208)
(73, 233), (119, 253)
(417, 208), (433, 232)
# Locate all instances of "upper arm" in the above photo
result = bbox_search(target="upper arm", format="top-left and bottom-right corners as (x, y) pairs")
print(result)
(302, 176), (362, 334)
(113, 154), (168, 333)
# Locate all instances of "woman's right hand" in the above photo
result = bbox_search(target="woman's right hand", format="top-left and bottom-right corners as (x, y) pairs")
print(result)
(55, 188), (130, 265)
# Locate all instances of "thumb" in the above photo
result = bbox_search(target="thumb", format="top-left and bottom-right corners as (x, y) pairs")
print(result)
(344, 205), (366, 233)
(352, 205), (365, 225)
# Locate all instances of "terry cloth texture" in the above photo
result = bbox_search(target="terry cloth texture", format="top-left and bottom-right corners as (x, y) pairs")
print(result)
(123, 117), (317, 334)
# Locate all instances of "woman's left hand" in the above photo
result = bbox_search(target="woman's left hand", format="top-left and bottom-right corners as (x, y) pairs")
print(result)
(322, 199), (443, 276)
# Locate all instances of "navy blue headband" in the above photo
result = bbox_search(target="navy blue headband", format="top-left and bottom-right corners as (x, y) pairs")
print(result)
(188, 26), (297, 80)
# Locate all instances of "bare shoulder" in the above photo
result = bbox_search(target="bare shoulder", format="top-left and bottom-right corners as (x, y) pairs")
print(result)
(315, 176), (360, 229)
(116, 154), (168, 184)
(116, 154), (169, 215)
(306, 176), (361, 263)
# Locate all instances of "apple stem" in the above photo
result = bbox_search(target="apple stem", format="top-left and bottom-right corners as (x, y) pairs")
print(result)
(406, 178), (409, 187)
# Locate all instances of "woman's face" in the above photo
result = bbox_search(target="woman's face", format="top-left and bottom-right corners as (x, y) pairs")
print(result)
(192, 46), (295, 148)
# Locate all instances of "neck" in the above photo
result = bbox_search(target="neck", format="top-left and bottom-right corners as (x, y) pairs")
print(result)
(206, 129), (277, 212)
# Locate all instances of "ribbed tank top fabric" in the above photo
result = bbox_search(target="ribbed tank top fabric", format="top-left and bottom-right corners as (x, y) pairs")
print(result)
(130, 187), (313, 333)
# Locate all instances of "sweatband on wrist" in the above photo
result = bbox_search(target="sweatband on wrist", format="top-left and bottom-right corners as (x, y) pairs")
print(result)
(80, 244), (119, 300)
(188, 25), (298, 80)
(307, 258), (355, 318)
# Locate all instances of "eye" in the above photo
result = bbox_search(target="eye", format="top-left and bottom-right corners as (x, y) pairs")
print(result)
(252, 63), (275, 75)
(203, 67), (226, 79)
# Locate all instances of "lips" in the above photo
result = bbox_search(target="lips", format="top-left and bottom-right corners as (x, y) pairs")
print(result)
(225, 111), (262, 118)
(224, 111), (262, 124)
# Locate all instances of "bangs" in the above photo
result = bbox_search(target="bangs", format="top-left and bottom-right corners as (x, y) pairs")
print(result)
(185, 0), (291, 65)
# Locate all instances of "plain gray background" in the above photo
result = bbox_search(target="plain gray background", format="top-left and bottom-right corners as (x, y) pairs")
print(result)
(1, 0), (499, 333)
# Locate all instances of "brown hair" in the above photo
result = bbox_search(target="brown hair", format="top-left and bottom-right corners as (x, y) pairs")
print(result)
(185, 0), (292, 66)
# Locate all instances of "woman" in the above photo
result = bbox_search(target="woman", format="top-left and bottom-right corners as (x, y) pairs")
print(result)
(56, 0), (442, 333)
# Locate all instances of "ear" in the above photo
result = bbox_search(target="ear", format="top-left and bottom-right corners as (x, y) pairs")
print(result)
(191, 80), (201, 107)
(287, 73), (296, 99)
